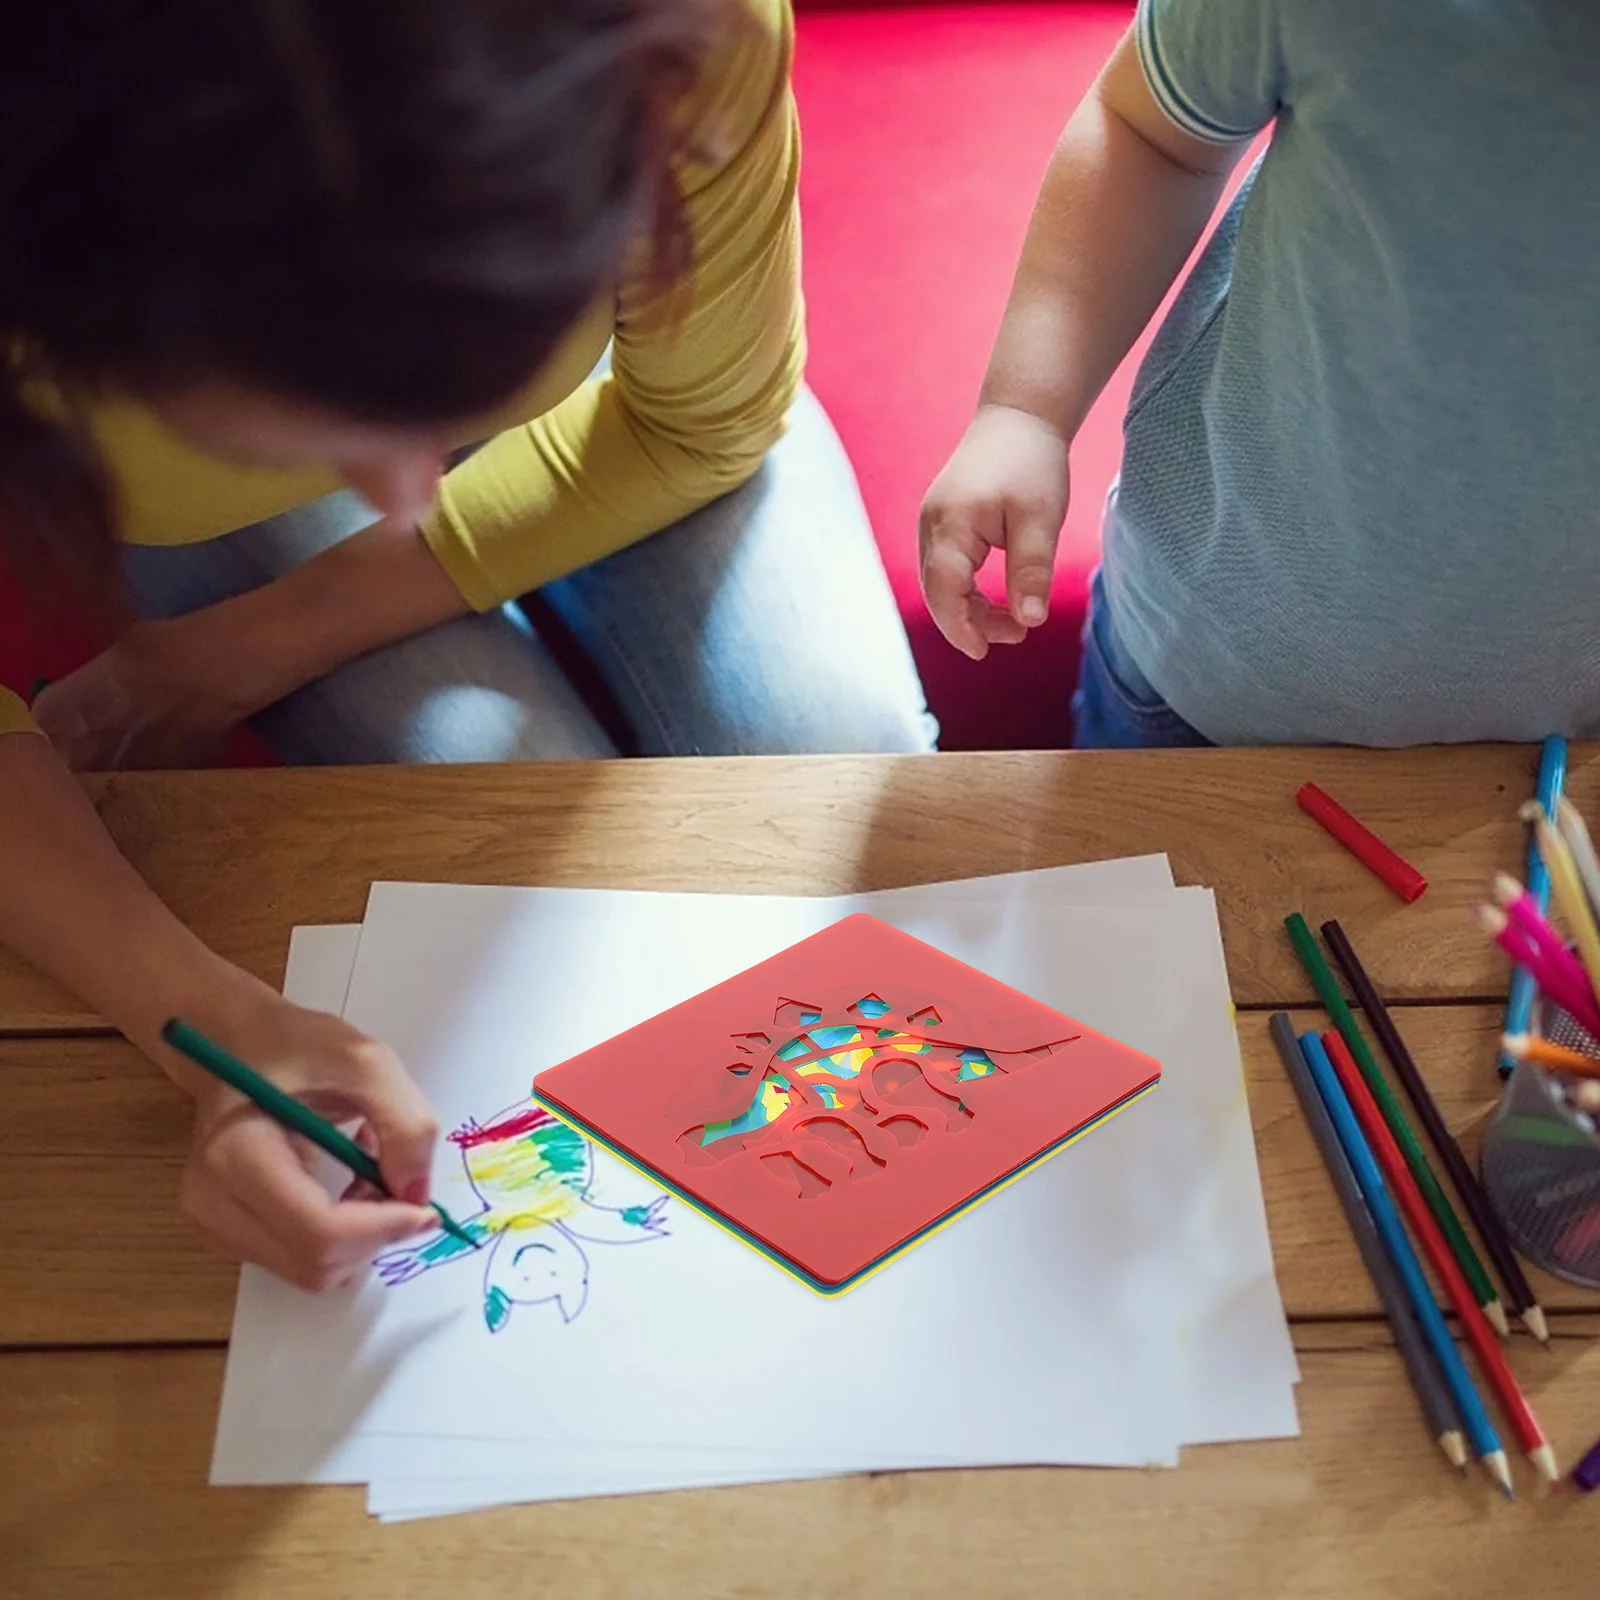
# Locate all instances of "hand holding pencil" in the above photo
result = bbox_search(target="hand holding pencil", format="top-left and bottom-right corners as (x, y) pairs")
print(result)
(160, 1000), (445, 1291)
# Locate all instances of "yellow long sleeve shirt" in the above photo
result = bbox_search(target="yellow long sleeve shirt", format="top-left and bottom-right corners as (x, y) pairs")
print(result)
(0, 0), (803, 739)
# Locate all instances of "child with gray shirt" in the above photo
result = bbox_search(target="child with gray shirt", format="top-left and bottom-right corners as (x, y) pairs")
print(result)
(921, 0), (1600, 746)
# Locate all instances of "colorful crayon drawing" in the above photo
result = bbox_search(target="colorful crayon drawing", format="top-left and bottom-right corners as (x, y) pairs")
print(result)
(373, 1100), (669, 1331)
(677, 993), (1077, 1198)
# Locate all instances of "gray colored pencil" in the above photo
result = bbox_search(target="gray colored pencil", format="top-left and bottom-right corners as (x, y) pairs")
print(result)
(1269, 1012), (1467, 1471)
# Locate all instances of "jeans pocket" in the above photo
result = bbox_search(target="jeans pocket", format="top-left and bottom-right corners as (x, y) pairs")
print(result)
(1078, 593), (1211, 748)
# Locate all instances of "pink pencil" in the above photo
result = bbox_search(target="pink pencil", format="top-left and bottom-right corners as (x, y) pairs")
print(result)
(1481, 908), (1600, 1032)
(1480, 907), (1600, 1038)
(1495, 874), (1595, 987)
(1510, 938), (1600, 1035)
(1485, 900), (1573, 978)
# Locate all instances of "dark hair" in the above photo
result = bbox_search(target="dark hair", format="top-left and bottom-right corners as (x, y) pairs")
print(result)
(0, 0), (724, 602)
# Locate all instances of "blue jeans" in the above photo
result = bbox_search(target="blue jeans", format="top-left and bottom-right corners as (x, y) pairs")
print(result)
(124, 388), (936, 763)
(1072, 570), (1211, 750)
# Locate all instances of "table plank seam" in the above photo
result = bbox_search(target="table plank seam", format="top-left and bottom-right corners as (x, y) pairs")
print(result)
(0, 1338), (233, 1358)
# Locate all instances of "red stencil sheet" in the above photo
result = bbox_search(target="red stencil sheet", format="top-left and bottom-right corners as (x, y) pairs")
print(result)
(533, 914), (1162, 1292)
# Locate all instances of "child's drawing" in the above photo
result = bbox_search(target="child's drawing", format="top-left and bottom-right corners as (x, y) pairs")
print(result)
(373, 1100), (669, 1331)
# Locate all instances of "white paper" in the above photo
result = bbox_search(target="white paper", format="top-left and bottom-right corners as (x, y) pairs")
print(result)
(225, 867), (1194, 1495)
(282, 924), (363, 1015)
(219, 857), (1196, 1491)
(215, 855), (1295, 1513)
(230, 893), (1184, 1473)
(351, 888), (1295, 1515)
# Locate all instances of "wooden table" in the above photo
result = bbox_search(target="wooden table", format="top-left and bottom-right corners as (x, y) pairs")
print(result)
(4, 746), (1600, 1598)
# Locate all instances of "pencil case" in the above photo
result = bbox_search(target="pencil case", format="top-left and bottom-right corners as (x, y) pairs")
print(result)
(1480, 997), (1600, 1289)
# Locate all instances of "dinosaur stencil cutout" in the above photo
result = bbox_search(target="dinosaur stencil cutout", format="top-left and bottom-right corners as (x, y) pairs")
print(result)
(675, 998), (1075, 1195)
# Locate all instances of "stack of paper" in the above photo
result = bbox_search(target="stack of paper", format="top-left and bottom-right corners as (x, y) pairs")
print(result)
(211, 855), (1297, 1520)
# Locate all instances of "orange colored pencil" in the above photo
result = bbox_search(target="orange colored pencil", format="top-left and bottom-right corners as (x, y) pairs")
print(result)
(1500, 1033), (1600, 1079)
(1322, 1031), (1557, 1480)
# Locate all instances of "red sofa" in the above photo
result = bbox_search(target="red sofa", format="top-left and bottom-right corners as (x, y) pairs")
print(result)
(0, 1), (1141, 755)
(795, 1), (1138, 750)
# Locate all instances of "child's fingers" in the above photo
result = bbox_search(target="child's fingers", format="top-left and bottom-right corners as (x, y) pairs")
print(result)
(973, 596), (1029, 648)
(357, 1062), (441, 1210)
(306, 1041), (441, 1209)
(922, 538), (992, 660)
(218, 1117), (435, 1289)
(1003, 506), (1063, 628)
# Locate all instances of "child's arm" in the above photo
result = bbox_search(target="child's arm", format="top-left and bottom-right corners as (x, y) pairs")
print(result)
(0, 730), (438, 1288)
(919, 26), (1253, 659)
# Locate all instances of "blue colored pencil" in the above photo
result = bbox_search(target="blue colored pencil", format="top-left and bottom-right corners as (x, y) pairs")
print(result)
(1298, 1031), (1512, 1495)
(1500, 736), (1568, 1076)
(1269, 1016), (1467, 1470)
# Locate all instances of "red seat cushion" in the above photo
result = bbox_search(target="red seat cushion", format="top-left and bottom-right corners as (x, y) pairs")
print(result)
(795, 3), (1136, 749)
(0, 564), (277, 767)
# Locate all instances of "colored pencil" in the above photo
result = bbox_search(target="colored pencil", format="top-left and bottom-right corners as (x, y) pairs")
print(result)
(1479, 906), (1600, 1041)
(1556, 799), (1600, 927)
(1323, 920), (1548, 1345)
(1500, 1033), (1600, 1078)
(1574, 1433), (1600, 1493)
(1295, 782), (1427, 903)
(1322, 1030), (1557, 1481)
(1495, 873), (1579, 967)
(1284, 914), (1506, 1333)
(1269, 1016), (1467, 1470)
(1529, 807), (1600, 1007)
(1500, 738), (1568, 1076)
(1297, 1032), (1509, 1493)
(161, 1018), (478, 1248)
(1480, 906), (1600, 1038)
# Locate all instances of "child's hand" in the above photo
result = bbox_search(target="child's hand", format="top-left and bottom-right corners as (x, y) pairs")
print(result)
(172, 997), (440, 1292)
(919, 405), (1071, 660)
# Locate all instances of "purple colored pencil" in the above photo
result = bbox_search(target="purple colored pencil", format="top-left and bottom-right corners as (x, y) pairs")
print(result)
(1574, 1433), (1600, 1492)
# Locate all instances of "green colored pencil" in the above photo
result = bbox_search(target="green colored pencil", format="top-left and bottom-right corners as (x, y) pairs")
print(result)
(1282, 915), (1506, 1334)
(162, 1017), (477, 1248)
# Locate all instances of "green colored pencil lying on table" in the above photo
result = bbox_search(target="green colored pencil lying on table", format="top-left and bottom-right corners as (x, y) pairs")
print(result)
(1282, 914), (1507, 1334)
(162, 1017), (477, 1248)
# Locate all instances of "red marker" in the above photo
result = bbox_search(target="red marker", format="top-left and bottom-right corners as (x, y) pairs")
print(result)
(1296, 783), (1427, 902)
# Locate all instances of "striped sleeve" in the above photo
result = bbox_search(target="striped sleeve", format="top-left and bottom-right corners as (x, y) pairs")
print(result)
(1135, 0), (1283, 146)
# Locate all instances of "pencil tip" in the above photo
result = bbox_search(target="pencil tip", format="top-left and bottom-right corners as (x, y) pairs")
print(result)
(1530, 1444), (1561, 1484)
(1478, 905), (1508, 935)
(1493, 872), (1523, 905)
(1524, 1305), (1551, 1344)
(1521, 800), (1547, 824)
(1485, 1451), (1514, 1497)
(1441, 1432), (1469, 1471)
(1485, 1299), (1511, 1339)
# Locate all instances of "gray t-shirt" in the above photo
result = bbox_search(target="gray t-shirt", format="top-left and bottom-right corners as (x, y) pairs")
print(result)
(1108, 0), (1600, 745)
